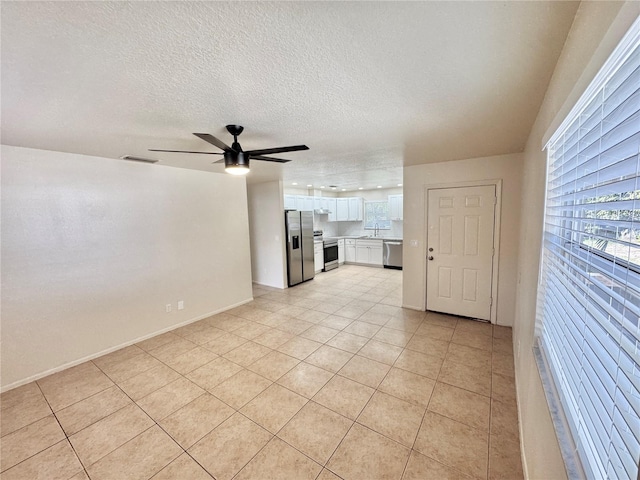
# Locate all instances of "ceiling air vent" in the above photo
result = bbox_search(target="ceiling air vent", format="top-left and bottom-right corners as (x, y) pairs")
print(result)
(120, 155), (159, 164)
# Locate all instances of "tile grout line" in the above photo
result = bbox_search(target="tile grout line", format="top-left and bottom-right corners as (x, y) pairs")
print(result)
(0, 381), (79, 477)
(84, 380), (185, 476)
(397, 322), (436, 480)
(312, 298), (417, 479)
(228, 285), (410, 478)
(487, 346), (496, 480)
(405, 328), (495, 479)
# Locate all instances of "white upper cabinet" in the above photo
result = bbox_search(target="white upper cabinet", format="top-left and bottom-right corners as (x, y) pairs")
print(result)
(287, 195), (314, 211)
(322, 198), (337, 222)
(284, 194), (297, 210)
(302, 196), (315, 212)
(348, 197), (363, 221)
(336, 198), (349, 221)
(283, 194), (364, 222)
(388, 194), (403, 221)
(335, 197), (362, 221)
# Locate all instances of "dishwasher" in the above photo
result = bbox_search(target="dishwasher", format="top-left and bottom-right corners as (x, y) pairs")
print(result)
(383, 240), (403, 269)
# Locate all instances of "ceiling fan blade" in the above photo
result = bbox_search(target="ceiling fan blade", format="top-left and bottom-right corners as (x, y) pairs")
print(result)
(244, 145), (309, 156)
(149, 149), (223, 154)
(251, 155), (292, 163)
(193, 133), (231, 151)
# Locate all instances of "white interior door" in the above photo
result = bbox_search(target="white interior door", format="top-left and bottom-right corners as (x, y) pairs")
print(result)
(426, 185), (496, 320)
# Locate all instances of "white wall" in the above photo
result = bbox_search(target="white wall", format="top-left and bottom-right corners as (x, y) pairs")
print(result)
(513, 3), (638, 478)
(314, 216), (339, 237)
(1, 146), (254, 390)
(402, 152), (523, 327)
(247, 180), (287, 289)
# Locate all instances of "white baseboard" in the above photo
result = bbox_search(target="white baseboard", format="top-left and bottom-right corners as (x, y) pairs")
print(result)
(514, 362), (530, 480)
(0, 297), (254, 393)
(252, 281), (285, 290)
(401, 303), (424, 311)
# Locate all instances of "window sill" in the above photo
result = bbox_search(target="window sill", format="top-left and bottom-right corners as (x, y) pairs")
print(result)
(533, 341), (585, 480)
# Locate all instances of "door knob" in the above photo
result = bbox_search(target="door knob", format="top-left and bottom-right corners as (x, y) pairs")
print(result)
(428, 256), (434, 260)
(428, 247), (433, 252)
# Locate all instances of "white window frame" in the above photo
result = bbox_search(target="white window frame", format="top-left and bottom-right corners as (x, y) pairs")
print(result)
(536, 16), (640, 480)
(363, 201), (391, 230)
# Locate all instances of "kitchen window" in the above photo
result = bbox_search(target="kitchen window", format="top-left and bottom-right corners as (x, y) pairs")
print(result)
(536, 17), (640, 480)
(364, 201), (391, 230)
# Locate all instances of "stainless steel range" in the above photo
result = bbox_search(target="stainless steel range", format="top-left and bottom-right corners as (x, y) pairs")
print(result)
(323, 237), (339, 271)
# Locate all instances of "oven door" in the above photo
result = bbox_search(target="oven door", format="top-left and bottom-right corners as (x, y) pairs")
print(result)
(323, 242), (339, 271)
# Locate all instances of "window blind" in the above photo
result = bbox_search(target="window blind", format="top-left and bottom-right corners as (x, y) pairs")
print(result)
(538, 18), (640, 480)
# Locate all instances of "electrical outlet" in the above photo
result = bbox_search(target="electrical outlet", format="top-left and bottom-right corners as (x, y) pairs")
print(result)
(177, 300), (184, 310)
(410, 240), (418, 247)
(166, 304), (172, 313)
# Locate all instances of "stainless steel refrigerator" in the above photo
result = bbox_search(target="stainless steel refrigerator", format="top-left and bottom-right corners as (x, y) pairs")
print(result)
(285, 210), (315, 286)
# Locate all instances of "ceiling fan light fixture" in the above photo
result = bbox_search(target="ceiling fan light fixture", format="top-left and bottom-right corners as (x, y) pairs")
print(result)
(224, 151), (250, 175)
(225, 164), (250, 175)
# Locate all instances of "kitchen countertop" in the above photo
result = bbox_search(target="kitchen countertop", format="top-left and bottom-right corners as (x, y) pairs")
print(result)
(324, 236), (403, 241)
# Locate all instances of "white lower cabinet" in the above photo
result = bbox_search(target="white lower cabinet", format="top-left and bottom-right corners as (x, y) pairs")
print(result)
(369, 244), (383, 265)
(314, 242), (324, 273)
(355, 244), (369, 264)
(354, 239), (383, 266)
(338, 239), (345, 264)
(338, 238), (382, 266)
(345, 239), (356, 263)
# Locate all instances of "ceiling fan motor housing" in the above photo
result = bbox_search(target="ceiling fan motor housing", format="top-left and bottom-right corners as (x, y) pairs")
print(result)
(224, 150), (249, 168)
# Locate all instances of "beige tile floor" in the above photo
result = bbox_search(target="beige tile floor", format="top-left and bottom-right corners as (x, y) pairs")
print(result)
(0, 265), (523, 480)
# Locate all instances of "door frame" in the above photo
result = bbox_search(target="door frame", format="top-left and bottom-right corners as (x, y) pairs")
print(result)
(424, 179), (503, 324)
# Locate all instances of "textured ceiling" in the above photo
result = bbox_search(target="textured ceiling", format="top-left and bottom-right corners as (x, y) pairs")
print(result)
(1, 1), (579, 190)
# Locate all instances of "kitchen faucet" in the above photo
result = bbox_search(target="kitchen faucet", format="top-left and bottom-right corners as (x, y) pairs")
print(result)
(374, 223), (379, 237)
